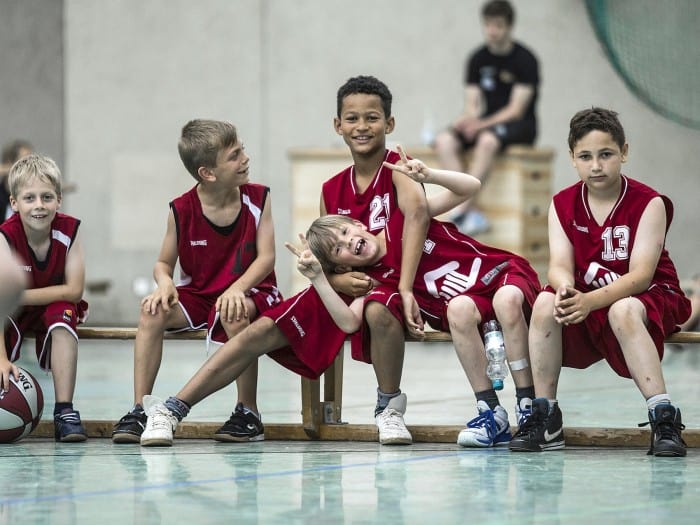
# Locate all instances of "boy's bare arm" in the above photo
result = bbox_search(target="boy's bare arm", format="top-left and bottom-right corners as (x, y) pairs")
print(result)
(286, 235), (363, 333)
(21, 232), (85, 306)
(392, 159), (430, 335)
(142, 210), (179, 315)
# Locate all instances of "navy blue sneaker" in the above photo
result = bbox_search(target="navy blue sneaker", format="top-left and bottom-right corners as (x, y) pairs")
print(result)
(54, 409), (87, 442)
(112, 407), (147, 444)
(213, 403), (265, 442)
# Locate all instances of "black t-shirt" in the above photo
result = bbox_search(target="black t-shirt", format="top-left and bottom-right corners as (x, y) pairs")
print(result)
(0, 178), (10, 222)
(465, 41), (539, 121)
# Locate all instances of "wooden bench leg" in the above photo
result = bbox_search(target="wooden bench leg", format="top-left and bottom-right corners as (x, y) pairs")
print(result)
(301, 376), (321, 438)
(322, 348), (344, 424)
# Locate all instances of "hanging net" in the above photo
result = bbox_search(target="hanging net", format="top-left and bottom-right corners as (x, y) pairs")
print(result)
(585, 0), (700, 130)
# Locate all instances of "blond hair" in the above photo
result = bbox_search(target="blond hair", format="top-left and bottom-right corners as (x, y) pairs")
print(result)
(9, 154), (62, 199)
(305, 215), (356, 272)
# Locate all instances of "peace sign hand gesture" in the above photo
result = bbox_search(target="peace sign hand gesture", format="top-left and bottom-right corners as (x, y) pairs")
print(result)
(383, 144), (430, 183)
(285, 233), (324, 281)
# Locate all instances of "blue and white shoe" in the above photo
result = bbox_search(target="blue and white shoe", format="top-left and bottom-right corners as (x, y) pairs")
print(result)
(516, 397), (533, 428)
(457, 400), (512, 447)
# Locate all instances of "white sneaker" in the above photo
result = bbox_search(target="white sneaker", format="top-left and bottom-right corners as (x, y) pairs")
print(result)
(140, 395), (178, 447)
(457, 400), (512, 447)
(375, 393), (412, 445)
(516, 397), (532, 428)
(459, 210), (490, 236)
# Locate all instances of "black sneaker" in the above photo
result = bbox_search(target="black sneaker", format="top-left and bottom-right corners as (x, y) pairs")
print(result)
(112, 408), (147, 444)
(509, 398), (565, 452)
(54, 409), (88, 443)
(640, 404), (687, 457)
(213, 403), (264, 442)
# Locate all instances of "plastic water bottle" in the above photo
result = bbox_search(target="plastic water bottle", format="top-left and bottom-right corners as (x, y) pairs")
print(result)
(483, 320), (508, 390)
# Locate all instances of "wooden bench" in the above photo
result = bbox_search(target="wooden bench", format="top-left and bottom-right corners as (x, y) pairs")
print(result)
(28, 326), (698, 446)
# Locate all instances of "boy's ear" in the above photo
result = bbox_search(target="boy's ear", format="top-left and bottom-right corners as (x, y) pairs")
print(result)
(620, 143), (629, 162)
(385, 116), (395, 134)
(197, 166), (216, 181)
(9, 196), (17, 213)
(333, 117), (342, 135)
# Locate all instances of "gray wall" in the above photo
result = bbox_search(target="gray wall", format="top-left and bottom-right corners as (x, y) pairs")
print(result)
(0, 0), (64, 168)
(3, 0), (699, 324)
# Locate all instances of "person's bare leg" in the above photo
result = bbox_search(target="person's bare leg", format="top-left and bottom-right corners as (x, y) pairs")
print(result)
(366, 301), (405, 394)
(528, 292), (563, 399)
(177, 318), (287, 407)
(492, 286), (532, 389)
(133, 306), (189, 406)
(49, 328), (78, 403)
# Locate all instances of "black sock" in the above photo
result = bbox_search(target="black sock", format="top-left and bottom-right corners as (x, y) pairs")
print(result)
(54, 402), (74, 416)
(515, 386), (536, 407)
(475, 389), (499, 410)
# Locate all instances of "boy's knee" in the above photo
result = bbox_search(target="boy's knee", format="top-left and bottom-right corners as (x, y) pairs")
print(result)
(474, 130), (501, 153)
(446, 296), (479, 327)
(434, 130), (461, 154)
(365, 302), (401, 332)
(607, 298), (645, 329)
(493, 287), (525, 322)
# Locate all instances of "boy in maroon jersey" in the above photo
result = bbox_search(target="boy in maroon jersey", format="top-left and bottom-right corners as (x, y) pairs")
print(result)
(139, 76), (432, 447)
(300, 156), (540, 448)
(0, 154), (89, 442)
(112, 119), (281, 444)
(508, 108), (691, 456)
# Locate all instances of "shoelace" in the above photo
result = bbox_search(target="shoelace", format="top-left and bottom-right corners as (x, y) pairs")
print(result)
(57, 411), (81, 424)
(149, 407), (176, 430)
(378, 409), (405, 429)
(515, 411), (543, 436)
(466, 411), (496, 435)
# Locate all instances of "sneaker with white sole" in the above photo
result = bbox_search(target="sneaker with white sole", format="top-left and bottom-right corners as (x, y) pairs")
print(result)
(459, 210), (490, 237)
(509, 398), (565, 452)
(457, 400), (512, 447)
(140, 395), (178, 447)
(516, 397), (533, 428)
(375, 393), (412, 445)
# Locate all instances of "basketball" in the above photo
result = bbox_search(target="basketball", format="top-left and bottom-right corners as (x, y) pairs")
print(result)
(0, 367), (44, 443)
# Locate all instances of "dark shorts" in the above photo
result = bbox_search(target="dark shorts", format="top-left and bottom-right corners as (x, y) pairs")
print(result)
(5, 300), (89, 371)
(453, 119), (537, 152)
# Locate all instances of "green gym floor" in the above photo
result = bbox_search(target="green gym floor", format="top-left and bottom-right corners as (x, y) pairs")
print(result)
(1, 340), (699, 524)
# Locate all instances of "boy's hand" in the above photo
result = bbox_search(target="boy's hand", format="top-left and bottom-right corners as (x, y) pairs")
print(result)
(141, 283), (178, 315)
(383, 144), (430, 183)
(553, 284), (590, 325)
(0, 360), (19, 393)
(328, 272), (373, 297)
(401, 290), (425, 339)
(217, 287), (248, 322)
(285, 234), (324, 281)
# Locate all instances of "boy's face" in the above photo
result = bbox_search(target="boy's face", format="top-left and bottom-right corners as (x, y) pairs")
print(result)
(570, 130), (628, 191)
(334, 94), (394, 157)
(10, 177), (61, 234)
(326, 220), (383, 271)
(482, 16), (512, 49)
(203, 140), (249, 186)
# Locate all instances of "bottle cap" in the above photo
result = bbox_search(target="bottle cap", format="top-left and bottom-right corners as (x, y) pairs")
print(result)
(492, 379), (504, 391)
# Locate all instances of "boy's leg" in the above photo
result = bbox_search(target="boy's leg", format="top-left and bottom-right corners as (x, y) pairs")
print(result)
(365, 301), (412, 445)
(448, 296), (511, 447)
(49, 327), (87, 442)
(113, 305), (190, 444)
(510, 292), (565, 452)
(609, 298), (686, 456)
(213, 299), (265, 442)
(140, 317), (288, 447)
(492, 285), (535, 426)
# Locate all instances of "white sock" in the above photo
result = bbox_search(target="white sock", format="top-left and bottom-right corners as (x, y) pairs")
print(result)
(646, 393), (671, 411)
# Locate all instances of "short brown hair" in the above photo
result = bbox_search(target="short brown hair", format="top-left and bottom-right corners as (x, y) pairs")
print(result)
(568, 107), (626, 151)
(177, 119), (238, 181)
(482, 0), (514, 26)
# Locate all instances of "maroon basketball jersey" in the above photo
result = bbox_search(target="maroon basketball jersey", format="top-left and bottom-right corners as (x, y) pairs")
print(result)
(0, 213), (81, 289)
(553, 176), (684, 294)
(171, 183), (278, 299)
(322, 149), (401, 233)
(365, 212), (539, 314)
